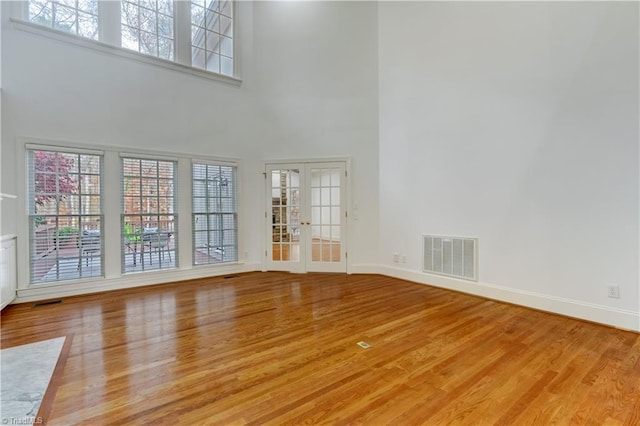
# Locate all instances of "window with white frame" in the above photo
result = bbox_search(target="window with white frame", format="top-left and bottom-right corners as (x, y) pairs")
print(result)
(121, 0), (174, 60)
(121, 157), (178, 272)
(22, 0), (236, 79)
(28, 0), (99, 40)
(192, 162), (237, 265)
(190, 0), (233, 76)
(22, 142), (242, 289)
(28, 147), (103, 284)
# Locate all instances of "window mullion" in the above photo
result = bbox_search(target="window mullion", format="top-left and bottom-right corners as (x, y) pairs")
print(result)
(20, 0), (237, 80)
(29, 148), (104, 284)
(177, 157), (192, 269)
(103, 151), (121, 278)
(98, 0), (121, 46)
(173, 0), (191, 66)
(12, 1), (29, 20)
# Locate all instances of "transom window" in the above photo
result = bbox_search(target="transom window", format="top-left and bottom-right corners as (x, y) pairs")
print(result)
(21, 0), (236, 79)
(192, 163), (238, 265)
(28, 0), (99, 40)
(191, 0), (233, 75)
(28, 148), (103, 284)
(121, 0), (174, 60)
(121, 157), (178, 272)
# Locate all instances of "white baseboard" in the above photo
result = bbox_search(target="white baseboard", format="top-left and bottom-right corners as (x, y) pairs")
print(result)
(358, 264), (639, 333)
(348, 263), (383, 275)
(12, 262), (640, 333)
(14, 262), (262, 303)
(1, 297), (16, 311)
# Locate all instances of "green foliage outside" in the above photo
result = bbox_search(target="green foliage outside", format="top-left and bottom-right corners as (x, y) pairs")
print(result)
(55, 226), (78, 245)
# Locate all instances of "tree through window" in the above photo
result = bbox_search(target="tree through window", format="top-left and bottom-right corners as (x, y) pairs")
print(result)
(29, 0), (99, 39)
(121, 157), (178, 272)
(24, 1), (236, 78)
(121, 0), (174, 60)
(28, 148), (103, 284)
(191, 0), (233, 76)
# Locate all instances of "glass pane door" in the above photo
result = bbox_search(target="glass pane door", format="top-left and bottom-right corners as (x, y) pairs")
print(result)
(265, 162), (346, 273)
(266, 165), (303, 272)
(307, 165), (344, 272)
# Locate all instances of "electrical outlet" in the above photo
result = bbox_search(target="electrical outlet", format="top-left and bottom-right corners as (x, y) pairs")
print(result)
(401, 255), (407, 263)
(393, 253), (399, 263)
(607, 285), (620, 299)
(243, 251), (249, 259)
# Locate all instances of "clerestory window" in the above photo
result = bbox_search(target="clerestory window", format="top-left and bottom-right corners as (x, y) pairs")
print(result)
(21, 0), (236, 79)
(28, 0), (99, 40)
(190, 0), (233, 76)
(121, 0), (174, 60)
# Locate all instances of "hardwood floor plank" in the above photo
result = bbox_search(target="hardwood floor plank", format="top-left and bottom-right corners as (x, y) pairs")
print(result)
(2, 272), (639, 425)
(493, 370), (558, 426)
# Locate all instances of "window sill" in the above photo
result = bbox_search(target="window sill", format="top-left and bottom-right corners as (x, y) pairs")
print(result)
(193, 261), (243, 268)
(10, 18), (242, 87)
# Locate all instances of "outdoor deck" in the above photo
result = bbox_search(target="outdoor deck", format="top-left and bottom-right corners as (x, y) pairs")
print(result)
(31, 239), (179, 284)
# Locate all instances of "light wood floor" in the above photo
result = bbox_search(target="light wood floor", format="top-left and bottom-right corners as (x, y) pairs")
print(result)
(1, 272), (639, 425)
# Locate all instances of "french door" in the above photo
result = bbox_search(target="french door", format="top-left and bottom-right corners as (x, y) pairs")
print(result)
(265, 162), (347, 273)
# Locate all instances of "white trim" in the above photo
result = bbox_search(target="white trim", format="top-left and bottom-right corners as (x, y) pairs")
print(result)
(15, 136), (244, 292)
(103, 151), (121, 279)
(263, 156), (353, 165)
(14, 262), (261, 303)
(120, 152), (179, 162)
(98, 1), (121, 46)
(264, 163), (306, 274)
(179, 157), (194, 270)
(25, 143), (104, 156)
(174, 0), (192, 66)
(6, 1), (27, 20)
(348, 263), (383, 275)
(10, 18), (242, 86)
(190, 161), (240, 266)
(232, 0), (242, 80)
(0, 236), (17, 310)
(18, 136), (241, 164)
(190, 158), (238, 167)
(263, 160), (351, 274)
(373, 264), (640, 333)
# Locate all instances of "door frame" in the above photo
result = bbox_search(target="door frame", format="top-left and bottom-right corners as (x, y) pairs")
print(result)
(262, 158), (351, 274)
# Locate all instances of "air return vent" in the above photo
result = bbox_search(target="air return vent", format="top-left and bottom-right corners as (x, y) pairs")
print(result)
(423, 235), (477, 281)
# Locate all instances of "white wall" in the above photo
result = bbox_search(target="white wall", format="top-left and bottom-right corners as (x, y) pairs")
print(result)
(4, 0), (637, 331)
(0, 1), (379, 296)
(379, 2), (639, 330)
(0, 0), (3, 233)
(250, 1), (379, 267)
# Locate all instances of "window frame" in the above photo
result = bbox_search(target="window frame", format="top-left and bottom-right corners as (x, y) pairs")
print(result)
(120, 0), (175, 60)
(121, 155), (179, 273)
(27, 0), (100, 40)
(192, 161), (239, 266)
(27, 144), (105, 284)
(17, 138), (243, 293)
(9, 0), (241, 85)
(190, 0), (234, 75)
